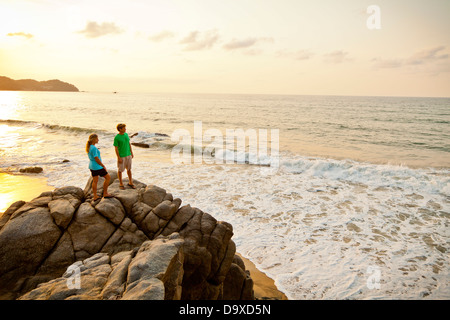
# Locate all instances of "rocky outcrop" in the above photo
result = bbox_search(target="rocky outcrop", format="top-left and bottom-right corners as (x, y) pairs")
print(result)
(0, 76), (79, 92)
(0, 173), (254, 300)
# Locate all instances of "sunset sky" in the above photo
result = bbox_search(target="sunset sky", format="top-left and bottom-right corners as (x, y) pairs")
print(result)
(1, 0), (449, 96)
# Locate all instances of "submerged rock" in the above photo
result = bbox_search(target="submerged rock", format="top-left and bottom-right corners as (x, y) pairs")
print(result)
(0, 172), (254, 300)
(19, 166), (43, 173)
(131, 142), (150, 148)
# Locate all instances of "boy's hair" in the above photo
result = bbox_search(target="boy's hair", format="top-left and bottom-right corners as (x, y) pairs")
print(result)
(116, 123), (126, 131)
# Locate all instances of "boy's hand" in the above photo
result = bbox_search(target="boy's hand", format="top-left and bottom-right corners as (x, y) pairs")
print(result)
(118, 158), (123, 164)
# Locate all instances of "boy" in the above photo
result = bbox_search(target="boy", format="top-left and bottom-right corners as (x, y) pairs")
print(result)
(114, 123), (136, 189)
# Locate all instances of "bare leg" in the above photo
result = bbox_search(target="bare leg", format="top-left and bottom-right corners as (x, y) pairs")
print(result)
(92, 176), (99, 200)
(103, 174), (112, 197)
(126, 169), (133, 186)
(118, 170), (124, 187)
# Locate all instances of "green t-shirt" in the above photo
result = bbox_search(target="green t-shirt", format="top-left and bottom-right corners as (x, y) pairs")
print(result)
(113, 133), (131, 158)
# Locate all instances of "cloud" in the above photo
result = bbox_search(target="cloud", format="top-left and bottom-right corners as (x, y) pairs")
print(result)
(7, 32), (33, 39)
(179, 30), (219, 51)
(406, 46), (448, 65)
(222, 37), (273, 51)
(277, 49), (315, 61)
(243, 49), (263, 56)
(295, 50), (314, 61)
(77, 21), (123, 38)
(371, 58), (403, 69)
(372, 46), (449, 70)
(323, 50), (352, 64)
(148, 30), (174, 42)
(223, 38), (258, 50)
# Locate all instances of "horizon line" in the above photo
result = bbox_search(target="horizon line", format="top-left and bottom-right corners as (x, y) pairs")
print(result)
(75, 89), (450, 99)
(1, 89), (449, 99)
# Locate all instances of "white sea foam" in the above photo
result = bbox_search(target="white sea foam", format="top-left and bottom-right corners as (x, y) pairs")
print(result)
(127, 153), (448, 299)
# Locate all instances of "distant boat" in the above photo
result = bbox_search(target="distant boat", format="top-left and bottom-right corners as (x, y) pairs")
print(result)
(113, 91), (117, 94)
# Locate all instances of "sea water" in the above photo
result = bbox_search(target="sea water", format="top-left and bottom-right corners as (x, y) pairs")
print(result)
(0, 91), (449, 299)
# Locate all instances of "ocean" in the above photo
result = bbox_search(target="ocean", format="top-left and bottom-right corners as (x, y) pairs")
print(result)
(0, 90), (449, 299)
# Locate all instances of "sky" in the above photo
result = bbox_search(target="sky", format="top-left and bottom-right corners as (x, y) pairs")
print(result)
(0, 0), (449, 97)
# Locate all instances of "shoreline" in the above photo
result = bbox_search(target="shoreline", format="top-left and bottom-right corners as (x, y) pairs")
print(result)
(236, 253), (288, 300)
(0, 172), (287, 300)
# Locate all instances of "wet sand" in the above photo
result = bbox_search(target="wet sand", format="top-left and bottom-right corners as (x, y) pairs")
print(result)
(0, 173), (54, 213)
(236, 253), (288, 300)
(0, 172), (287, 300)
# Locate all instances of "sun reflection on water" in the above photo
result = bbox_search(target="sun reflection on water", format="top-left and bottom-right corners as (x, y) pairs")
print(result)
(0, 91), (22, 120)
(0, 92), (52, 213)
(0, 125), (20, 148)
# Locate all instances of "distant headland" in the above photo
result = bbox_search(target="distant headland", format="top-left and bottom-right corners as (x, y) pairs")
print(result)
(0, 76), (79, 92)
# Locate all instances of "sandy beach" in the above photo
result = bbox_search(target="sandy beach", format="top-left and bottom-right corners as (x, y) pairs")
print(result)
(0, 173), (54, 213)
(236, 253), (288, 300)
(0, 172), (287, 300)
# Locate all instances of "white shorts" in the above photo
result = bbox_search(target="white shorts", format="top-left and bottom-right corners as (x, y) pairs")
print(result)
(117, 155), (132, 172)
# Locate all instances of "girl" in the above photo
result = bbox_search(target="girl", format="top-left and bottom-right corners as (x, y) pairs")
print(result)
(86, 133), (113, 201)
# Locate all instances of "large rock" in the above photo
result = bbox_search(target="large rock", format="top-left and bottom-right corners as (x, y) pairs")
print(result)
(67, 202), (117, 260)
(95, 197), (126, 226)
(19, 235), (184, 300)
(48, 199), (76, 229)
(122, 234), (184, 300)
(223, 255), (254, 300)
(0, 207), (61, 299)
(0, 174), (254, 300)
